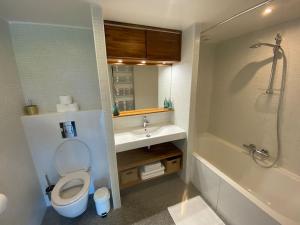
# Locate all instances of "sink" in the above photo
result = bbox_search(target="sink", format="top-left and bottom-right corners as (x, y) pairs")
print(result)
(114, 124), (186, 152)
(129, 126), (161, 137)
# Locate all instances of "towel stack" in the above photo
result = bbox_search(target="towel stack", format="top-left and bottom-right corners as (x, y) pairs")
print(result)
(56, 96), (79, 112)
(140, 161), (165, 180)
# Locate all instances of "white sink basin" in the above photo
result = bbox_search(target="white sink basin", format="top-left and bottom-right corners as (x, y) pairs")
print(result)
(114, 124), (186, 152)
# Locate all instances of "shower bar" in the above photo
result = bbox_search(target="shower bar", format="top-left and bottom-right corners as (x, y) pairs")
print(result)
(201, 0), (274, 35)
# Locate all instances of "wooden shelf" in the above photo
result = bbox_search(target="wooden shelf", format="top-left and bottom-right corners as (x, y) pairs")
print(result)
(117, 143), (182, 189)
(113, 108), (172, 118)
(117, 142), (182, 172)
(119, 170), (180, 190)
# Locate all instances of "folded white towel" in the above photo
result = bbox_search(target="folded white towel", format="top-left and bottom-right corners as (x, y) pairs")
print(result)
(141, 170), (165, 180)
(140, 165), (165, 180)
(142, 161), (162, 173)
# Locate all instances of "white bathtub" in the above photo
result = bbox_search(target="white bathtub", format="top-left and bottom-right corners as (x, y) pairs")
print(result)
(191, 133), (300, 225)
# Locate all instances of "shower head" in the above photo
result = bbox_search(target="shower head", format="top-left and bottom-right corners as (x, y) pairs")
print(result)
(250, 34), (282, 49)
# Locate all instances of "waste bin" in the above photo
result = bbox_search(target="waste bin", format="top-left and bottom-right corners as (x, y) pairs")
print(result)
(94, 187), (110, 217)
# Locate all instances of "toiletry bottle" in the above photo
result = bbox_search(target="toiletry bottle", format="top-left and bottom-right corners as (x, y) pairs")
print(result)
(168, 98), (173, 110)
(112, 102), (120, 116)
(164, 98), (169, 108)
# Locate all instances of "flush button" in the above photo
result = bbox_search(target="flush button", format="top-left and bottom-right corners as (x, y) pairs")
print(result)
(60, 121), (77, 138)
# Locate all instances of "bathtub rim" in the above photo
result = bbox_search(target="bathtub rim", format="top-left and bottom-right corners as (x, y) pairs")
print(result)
(198, 133), (300, 183)
(192, 151), (298, 225)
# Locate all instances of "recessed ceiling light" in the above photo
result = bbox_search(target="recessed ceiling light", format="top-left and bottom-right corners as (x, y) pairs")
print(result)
(117, 59), (123, 63)
(141, 60), (146, 64)
(162, 62), (166, 65)
(263, 7), (272, 16)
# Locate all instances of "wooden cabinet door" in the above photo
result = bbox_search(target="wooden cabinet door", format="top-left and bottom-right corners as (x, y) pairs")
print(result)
(105, 25), (146, 59)
(146, 30), (181, 61)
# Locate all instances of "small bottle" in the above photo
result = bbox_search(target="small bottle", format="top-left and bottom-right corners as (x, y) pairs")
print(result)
(112, 102), (120, 116)
(168, 98), (173, 110)
(164, 98), (169, 108)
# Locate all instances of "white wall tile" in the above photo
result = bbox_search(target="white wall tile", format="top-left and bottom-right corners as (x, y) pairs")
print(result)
(0, 18), (45, 225)
(9, 22), (101, 113)
(196, 44), (215, 135)
(90, 5), (121, 208)
(199, 18), (300, 176)
(22, 110), (110, 206)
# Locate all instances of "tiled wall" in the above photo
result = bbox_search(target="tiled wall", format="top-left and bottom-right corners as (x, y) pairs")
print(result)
(90, 5), (121, 208)
(0, 18), (45, 225)
(196, 44), (215, 134)
(210, 18), (300, 175)
(22, 110), (110, 206)
(198, 17), (300, 176)
(9, 22), (101, 113)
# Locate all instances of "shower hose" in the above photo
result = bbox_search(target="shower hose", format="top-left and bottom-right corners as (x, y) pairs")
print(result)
(252, 48), (286, 168)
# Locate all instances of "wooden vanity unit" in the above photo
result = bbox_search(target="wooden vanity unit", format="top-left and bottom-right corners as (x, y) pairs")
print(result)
(104, 21), (182, 65)
(117, 142), (182, 189)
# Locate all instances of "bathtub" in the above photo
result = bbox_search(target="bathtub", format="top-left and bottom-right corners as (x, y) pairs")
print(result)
(191, 133), (300, 225)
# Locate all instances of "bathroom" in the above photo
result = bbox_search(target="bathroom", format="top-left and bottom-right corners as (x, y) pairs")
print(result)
(0, 0), (299, 225)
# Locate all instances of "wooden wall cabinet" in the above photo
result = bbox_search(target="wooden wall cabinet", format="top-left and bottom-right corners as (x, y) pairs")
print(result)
(105, 25), (146, 59)
(104, 21), (182, 64)
(146, 30), (181, 61)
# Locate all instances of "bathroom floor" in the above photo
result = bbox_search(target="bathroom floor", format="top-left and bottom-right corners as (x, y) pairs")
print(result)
(41, 174), (200, 225)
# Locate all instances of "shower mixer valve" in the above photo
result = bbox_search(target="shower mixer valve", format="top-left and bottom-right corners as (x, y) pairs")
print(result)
(243, 144), (270, 160)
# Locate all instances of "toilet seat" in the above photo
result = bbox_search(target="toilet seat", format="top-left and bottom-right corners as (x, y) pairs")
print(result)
(52, 171), (90, 206)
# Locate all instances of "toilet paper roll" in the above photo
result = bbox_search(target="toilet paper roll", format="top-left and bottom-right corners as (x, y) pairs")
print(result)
(67, 103), (79, 112)
(0, 193), (8, 215)
(56, 104), (68, 113)
(59, 96), (73, 105)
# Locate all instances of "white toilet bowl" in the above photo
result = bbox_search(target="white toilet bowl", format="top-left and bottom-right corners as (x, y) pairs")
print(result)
(51, 139), (92, 218)
(51, 171), (90, 218)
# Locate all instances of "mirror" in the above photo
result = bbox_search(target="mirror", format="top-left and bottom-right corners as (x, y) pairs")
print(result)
(109, 65), (173, 114)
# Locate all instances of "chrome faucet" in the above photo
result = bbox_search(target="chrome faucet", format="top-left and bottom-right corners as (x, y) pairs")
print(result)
(143, 116), (151, 137)
(243, 144), (270, 160)
(143, 116), (150, 128)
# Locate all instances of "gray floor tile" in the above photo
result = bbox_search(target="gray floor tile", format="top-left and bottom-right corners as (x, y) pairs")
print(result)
(41, 174), (199, 225)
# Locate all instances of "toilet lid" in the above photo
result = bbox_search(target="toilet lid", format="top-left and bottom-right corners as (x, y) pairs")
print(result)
(54, 139), (91, 176)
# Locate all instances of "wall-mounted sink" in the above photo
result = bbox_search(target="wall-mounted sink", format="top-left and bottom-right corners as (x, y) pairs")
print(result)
(114, 123), (186, 152)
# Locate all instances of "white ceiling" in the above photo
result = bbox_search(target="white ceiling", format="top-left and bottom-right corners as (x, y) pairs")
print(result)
(0, 0), (92, 27)
(202, 0), (300, 42)
(99, 0), (267, 30)
(0, 0), (299, 42)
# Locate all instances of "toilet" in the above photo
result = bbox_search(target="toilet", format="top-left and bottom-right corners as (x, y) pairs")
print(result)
(51, 139), (91, 218)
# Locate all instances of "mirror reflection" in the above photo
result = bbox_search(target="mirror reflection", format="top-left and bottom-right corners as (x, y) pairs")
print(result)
(109, 65), (172, 113)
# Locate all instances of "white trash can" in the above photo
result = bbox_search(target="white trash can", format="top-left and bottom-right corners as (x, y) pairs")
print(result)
(94, 187), (110, 217)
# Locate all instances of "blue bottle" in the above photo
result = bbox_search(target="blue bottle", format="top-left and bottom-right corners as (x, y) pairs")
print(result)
(112, 102), (120, 116)
(164, 98), (169, 108)
(168, 99), (173, 110)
